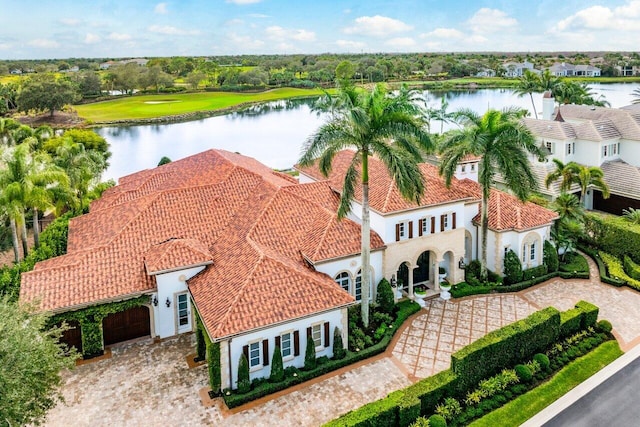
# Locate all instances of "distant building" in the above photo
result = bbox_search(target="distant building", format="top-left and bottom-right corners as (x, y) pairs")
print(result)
(502, 61), (538, 78)
(100, 58), (148, 69)
(547, 63), (601, 77)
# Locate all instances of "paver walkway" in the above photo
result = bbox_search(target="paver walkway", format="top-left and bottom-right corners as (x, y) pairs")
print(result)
(46, 254), (640, 426)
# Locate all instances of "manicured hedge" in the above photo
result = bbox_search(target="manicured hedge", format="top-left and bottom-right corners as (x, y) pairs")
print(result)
(578, 244), (626, 287)
(575, 301), (599, 329)
(584, 213), (640, 263)
(558, 252), (589, 275)
(600, 251), (640, 291)
(403, 370), (461, 422)
(451, 307), (561, 389)
(495, 272), (557, 293)
(624, 255), (640, 281)
(522, 265), (548, 281)
(560, 308), (583, 338)
(224, 300), (421, 408)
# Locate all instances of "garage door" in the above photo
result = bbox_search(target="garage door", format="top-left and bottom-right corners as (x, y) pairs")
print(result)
(102, 306), (151, 346)
(58, 320), (82, 354)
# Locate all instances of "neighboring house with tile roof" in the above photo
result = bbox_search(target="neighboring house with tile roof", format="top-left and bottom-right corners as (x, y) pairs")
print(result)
(521, 97), (640, 214)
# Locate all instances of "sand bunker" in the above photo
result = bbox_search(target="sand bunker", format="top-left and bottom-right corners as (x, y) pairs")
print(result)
(143, 100), (182, 104)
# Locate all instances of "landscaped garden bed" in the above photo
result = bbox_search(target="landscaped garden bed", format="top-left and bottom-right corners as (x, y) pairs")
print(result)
(327, 300), (616, 427)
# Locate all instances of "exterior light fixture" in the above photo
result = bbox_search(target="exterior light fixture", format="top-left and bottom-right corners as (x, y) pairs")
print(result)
(458, 258), (466, 269)
(153, 295), (158, 306)
(390, 274), (397, 288)
(166, 297), (171, 308)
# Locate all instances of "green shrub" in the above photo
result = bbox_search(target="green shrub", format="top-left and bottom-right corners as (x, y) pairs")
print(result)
(503, 250), (523, 285)
(584, 213), (640, 264)
(333, 327), (346, 360)
(624, 255), (640, 280)
(575, 301), (599, 329)
(270, 346), (284, 383)
(522, 265), (548, 281)
(207, 339), (221, 394)
(514, 364), (533, 383)
(465, 260), (481, 281)
(560, 308), (583, 338)
(374, 325), (387, 341)
(237, 353), (250, 393)
(599, 251), (640, 289)
(428, 414), (447, 427)
(195, 314), (206, 361)
(451, 306), (560, 389)
(544, 240), (559, 272)
(451, 282), (496, 298)
(597, 319), (613, 333)
(372, 311), (393, 328)
(559, 252), (589, 274)
(435, 397), (461, 421)
(304, 335), (317, 370)
(376, 278), (396, 315)
(495, 272), (557, 293)
(533, 353), (550, 371)
(410, 416), (431, 427)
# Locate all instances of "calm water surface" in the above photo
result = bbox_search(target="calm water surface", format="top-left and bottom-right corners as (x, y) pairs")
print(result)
(96, 83), (639, 181)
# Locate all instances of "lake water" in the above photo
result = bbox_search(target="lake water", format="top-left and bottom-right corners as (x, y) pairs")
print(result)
(96, 83), (640, 181)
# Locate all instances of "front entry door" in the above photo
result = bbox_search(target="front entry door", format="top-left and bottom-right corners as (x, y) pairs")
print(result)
(176, 292), (192, 334)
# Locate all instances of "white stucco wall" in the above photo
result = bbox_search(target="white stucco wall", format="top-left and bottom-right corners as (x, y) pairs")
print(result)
(151, 265), (206, 338)
(314, 251), (383, 301)
(620, 139), (640, 167)
(223, 308), (346, 389)
(486, 227), (550, 273)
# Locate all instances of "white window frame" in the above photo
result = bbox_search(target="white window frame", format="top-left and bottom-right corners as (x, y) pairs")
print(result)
(530, 241), (536, 261)
(334, 272), (350, 294)
(248, 340), (262, 371)
(280, 331), (293, 360)
(545, 141), (554, 154)
(471, 163), (476, 172)
(461, 165), (466, 173)
(355, 269), (373, 302)
(421, 216), (429, 235)
(398, 221), (406, 239)
(603, 145), (608, 157)
(443, 214), (449, 230)
(311, 323), (323, 351)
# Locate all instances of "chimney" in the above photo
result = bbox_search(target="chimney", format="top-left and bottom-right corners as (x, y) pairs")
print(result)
(542, 91), (555, 121)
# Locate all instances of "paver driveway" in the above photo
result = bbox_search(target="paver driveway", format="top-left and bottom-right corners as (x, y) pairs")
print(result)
(46, 255), (640, 426)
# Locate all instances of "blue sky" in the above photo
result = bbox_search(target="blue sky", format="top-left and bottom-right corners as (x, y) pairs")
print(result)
(1, 0), (639, 59)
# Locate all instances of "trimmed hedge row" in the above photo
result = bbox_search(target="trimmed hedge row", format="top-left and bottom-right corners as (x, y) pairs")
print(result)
(223, 300), (421, 409)
(578, 244), (626, 287)
(584, 213), (640, 264)
(451, 307), (561, 389)
(600, 251), (640, 291)
(328, 302), (600, 427)
(624, 255), (640, 281)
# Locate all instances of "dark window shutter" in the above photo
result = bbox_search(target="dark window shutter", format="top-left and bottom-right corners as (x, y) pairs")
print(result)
(293, 330), (300, 356)
(431, 217), (435, 233)
(307, 326), (312, 342)
(324, 322), (330, 347)
(275, 335), (281, 349)
(418, 219), (423, 237)
(262, 339), (269, 366)
(395, 223), (400, 241)
(441, 214), (445, 232)
(408, 221), (413, 239)
(242, 345), (249, 361)
(452, 212), (457, 229)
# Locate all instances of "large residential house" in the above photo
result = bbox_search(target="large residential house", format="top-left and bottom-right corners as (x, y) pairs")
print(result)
(546, 63), (601, 77)
(502, 61), (539, 78)
(520, 93), (640, 214)
(20, 149), (556, 390)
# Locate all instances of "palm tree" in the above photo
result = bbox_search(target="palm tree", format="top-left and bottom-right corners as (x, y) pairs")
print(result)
(632, 88), (640, 105)
(539, 70), (561, 93)
(513, 70), (541, 119)
(553, 81), (609, 106)
(299, 82), (432, 327)
(439, 108), (543, 281)
(552, 192), (585, 224)
(570, 163), (610, 207)
(426, 96), (455, 134)
(545, 159), (576, 193)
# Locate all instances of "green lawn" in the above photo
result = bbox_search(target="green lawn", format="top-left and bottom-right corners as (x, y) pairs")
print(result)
(74, 88), (326, 122)
(470, 340), (623, 427)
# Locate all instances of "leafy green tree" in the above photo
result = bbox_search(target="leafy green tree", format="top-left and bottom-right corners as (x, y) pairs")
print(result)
(269, 346), (284, 382)
(0, 296), (76, 426)
(158, 156), (172, 166)
(543, 239), (559, 272)
(304, 335), (317, 370)
(503, 249), (523, 284)
(185, 71), (206, 90)
(77, 71), (102, 98)
(139, 65), (174, 93)
(237, 353), (250, 393)
(110, 63), (140, 95)
(571, 163), (610, 207)
(439, 108), (542, 281)
(333, 327), (346, 360)
(513, 70), (541, 119)
(298, 82), (432, 327)
(16, 74), (80, 116)
(375, 278), (395, 316)
(335, 60), (356, 83)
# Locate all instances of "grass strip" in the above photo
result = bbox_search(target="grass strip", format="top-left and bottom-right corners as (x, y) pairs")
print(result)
(470, 340), (623, 427)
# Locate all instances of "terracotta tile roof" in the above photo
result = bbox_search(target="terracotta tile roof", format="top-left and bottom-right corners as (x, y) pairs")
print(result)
(21, 149), (372, 338)
(296, 150), (479, 213)
(463, 180), (558, 231)
(144, 238), (213, 275)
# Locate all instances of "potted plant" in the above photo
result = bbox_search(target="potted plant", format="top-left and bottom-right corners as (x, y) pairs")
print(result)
(438, 266), (447, 281)
(439, 280), (452, 301)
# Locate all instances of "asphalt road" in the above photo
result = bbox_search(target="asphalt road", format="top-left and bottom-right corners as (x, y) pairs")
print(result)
(543, 354), (640, 427)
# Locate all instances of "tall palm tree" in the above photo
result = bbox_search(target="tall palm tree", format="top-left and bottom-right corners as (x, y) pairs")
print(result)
(571, 163), (610, 207)
(299, 82), (432, 327)
(513, 70), (541, 119)
(426, 96), (454, 134)
(545, 159), (576, 193)
(553, 81), (609, 106)
(439, 108), (543, 281)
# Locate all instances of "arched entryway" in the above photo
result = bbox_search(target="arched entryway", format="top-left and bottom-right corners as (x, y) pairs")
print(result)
(413, 251), (430, 285)
(396, 262), (410, 293)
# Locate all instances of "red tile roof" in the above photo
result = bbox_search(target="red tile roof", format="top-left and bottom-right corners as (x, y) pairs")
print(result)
(296, 150), (479, 213)
(20, 149), (379, 338)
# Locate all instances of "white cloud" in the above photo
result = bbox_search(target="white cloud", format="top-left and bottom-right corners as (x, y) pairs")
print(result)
(343, 15), (412, 37)
(59, 18), (81, 26)
(421, 28), (464, 39)
(552, 2), (640, 32)
(107, 32), (132, 41)
(467, 8), (517, 34)
(148, 25), (200, 36)
(154, 2), (168, 14)
(84, 33), (101, 44)
(225, 18), (244, 26)
(385, 37), (416, 49)
(265, 26), (316, 42)
(28, 39), (60, 48)
(226, 0), (262, 4)
(336, 39), (366, 49)
(227, 32), (265, 49)
(0, 43), (11, 50)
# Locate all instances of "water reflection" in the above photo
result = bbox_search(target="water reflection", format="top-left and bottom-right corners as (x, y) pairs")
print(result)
(96, 84), (639, 181)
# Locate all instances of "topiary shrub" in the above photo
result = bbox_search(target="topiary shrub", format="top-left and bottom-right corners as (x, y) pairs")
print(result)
(465, 260), (481, 281)
(428, 414), (447, 427)
(270, 346), (284, 383)
(304, 335), (317, 370)
(410, 416), (431, 427)
(376, 278), (395, 315)
(544, 240), (559, 272)
(597, 319), (613, 333)
(207, 339), (221, 394)
(237, 353), (250, 393)
(333, 327), (346, 359)
(503, 249), (523, 285)
(514, 364), (533, 383)
(533, 353), (550, 371)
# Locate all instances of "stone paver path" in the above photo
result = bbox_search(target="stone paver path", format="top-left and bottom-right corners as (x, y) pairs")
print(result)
(46, 253), (640, 426)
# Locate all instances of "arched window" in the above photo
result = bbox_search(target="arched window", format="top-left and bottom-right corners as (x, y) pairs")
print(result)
(334, 272), (350, 294)
(354, 269), (373, 301)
